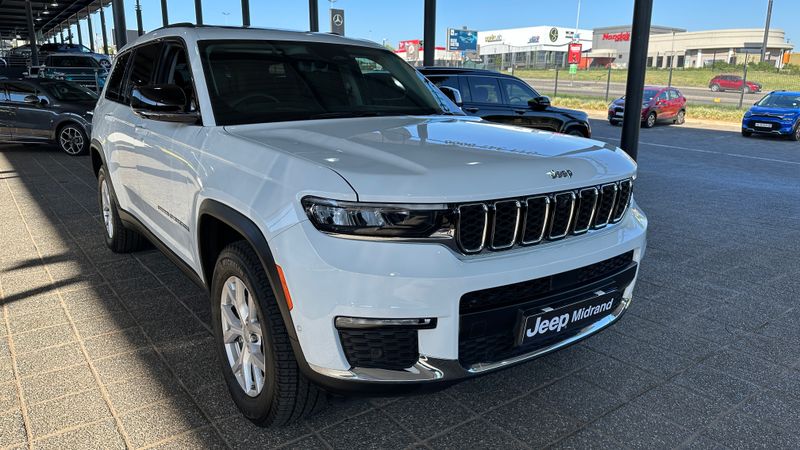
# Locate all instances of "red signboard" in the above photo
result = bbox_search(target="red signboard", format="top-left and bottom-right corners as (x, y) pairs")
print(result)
(567, 43), (582, 64)
(602, 32), (631, 42)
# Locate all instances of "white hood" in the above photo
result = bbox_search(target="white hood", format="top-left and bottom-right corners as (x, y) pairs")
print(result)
(225, 116), (636, 203)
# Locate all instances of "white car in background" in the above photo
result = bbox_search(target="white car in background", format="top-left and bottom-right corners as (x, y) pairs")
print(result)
(90, 25), (647, 426)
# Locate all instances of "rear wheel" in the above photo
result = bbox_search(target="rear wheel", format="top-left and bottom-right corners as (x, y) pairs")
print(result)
(58, 123), (88, 156)
(710, 84), (721, 92)
(566, 128), (586, 137)
(674, 110), (686, 125)
(609, 119), (620, 126)
(643, 112), (657, 128)
(211, 241), (326, 427)
(97, 167), (146, 253)
(743, 86), (752, 94)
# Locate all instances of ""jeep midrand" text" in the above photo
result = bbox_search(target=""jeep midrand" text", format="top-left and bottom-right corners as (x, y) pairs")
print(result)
(526, 299), (614, 338)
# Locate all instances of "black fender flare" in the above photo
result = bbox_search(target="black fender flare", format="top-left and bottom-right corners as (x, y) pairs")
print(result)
(197, 199), (302, 346)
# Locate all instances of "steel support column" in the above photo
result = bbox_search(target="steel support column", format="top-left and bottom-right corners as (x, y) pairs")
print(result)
(423, 0), (435, 67)
(99, 2), (109, 55)
(25, 0), (39, 66)
(308, 0), (318, 32)
(87, 8), (95, 52)
(619, 0), (653, 162)
(135, 0), (144, 36)
(112, 0), (128, 49)
(77, 17), (83, 46)
(161, 0), (169, 26)
(241, 0), (250, 27)
(195, 0), (203, 25)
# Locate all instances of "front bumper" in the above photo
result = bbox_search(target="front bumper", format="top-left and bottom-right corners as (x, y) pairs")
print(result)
(270, 200), (647, 391)
(742, 117), (796, 135)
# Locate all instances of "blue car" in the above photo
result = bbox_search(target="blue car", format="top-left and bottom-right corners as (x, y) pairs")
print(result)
(742, 91), (800, 141)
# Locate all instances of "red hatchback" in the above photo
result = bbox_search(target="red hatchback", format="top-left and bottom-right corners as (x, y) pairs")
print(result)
(608, 86), (687, 128)
(709, 75), (762, 93)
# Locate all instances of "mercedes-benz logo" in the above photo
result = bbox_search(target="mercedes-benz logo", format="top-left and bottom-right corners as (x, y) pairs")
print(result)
(549, 27), (559, 42)
(333, 14), (343, 27)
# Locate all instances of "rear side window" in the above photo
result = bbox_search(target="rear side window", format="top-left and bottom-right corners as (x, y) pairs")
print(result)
(466, 77), (502, 104)
(105, 51), (131, 103)
(427, 75), (460, 91)
(668, 89), (680, 100)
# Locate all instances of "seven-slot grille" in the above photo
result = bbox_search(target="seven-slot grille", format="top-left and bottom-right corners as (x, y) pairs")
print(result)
(455, 179), (633, 254)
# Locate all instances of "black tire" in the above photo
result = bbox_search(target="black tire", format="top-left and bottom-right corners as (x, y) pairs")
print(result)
(710, 84), (720, 92)
(609, 119), (620, 126)
(566, 128), (586, 137)
(744, 86), (752, 94)
(791, 124), (800, 142)
(643, 112), (657, 128)
(57, 123), (88, 156)
(674, 110), (686, 125)
(97, 167), (146, 253)
(742, 130), (752, 137)
(211, 241), (326, 427)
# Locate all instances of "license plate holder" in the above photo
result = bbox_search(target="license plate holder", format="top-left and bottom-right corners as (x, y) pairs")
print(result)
(515, 290), (621, 347)
(755, 122), (772, 129)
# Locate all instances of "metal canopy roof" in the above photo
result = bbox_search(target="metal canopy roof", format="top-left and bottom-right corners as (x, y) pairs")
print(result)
(0, 0), (107, 38)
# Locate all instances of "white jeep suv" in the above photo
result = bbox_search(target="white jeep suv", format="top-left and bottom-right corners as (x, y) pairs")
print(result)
(90, 25), (647, 426)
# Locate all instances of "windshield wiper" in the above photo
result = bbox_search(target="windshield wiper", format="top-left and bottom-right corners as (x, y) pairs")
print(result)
(308, 111), (384, 119)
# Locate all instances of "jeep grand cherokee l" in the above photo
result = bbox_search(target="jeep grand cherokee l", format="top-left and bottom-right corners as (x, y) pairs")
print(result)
(90, 26), (647, 426)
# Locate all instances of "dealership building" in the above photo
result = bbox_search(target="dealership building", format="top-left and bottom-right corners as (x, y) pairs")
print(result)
(476, 26), (593, 69)
(590, 25), (794, 68)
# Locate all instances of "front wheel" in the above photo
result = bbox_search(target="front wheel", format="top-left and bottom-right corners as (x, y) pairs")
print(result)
(58, 124), (88, 156)
(710, 84), (720, 92)
(674, 110), (686, 125)
(643, 112), (657, 128)
(791, 124), (800, 141)
(211, 241), (326, 427)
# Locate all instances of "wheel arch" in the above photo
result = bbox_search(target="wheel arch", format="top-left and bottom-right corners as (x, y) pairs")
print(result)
(197, 199), (300, 344)
(90, 139), (105, 178)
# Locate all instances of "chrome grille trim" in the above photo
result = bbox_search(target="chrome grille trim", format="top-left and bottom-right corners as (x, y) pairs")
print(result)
(452, 178), (632, 254)
(489, 200), (521, 250)
(520, 196), (550, 245)
(548, 192), (576, 240)
(456, 203), (489, 254)
(593, 183), (618, 229)
(573, 187), (599, 234)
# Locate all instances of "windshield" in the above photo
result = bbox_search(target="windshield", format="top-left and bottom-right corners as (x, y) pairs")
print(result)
(198, 40), (443, 125)
(40, 81), (99, 102)
(756, 93), (800, 109)
(642, 89), (659, 102)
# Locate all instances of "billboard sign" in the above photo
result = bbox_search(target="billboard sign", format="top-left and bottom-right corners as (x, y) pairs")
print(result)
(567, 43), (582, 64)
(448, 28), (478, 51)
(330, 8), (345, 36)
(399, 39), (421, 60)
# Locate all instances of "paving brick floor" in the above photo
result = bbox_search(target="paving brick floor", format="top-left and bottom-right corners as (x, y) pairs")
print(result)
(1, 121), (799, 449)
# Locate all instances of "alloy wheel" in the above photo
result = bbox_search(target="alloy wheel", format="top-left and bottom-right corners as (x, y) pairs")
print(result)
(100, 178), (114, 239)
(59, 127), (84, 155)
(221, 276), (266, 397)
(676, 111), (685, 125)
(647, 113), (656, 128)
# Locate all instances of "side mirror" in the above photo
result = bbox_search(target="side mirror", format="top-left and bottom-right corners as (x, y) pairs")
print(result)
(23, 95), (40, 104)
(438, 86), (463, 106)
(528, 96), (551, 110)
(131, 84), (199, 124)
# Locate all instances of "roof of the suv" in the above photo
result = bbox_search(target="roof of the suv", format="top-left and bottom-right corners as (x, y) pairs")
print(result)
(124, 24), (384, 52)
(418, 67), (520, 78)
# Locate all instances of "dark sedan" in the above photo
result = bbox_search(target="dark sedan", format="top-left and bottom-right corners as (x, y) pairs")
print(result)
(420, 67), (591, 137)
(0, 78), (97, 155)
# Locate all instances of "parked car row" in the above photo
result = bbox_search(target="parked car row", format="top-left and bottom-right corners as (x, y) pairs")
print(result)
(4, 43), (111, 68)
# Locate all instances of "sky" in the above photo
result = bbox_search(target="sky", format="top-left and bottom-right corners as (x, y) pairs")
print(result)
(64, 0), (797, 51)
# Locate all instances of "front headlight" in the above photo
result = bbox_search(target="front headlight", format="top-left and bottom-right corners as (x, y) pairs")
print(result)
(302, 197), (453, 239)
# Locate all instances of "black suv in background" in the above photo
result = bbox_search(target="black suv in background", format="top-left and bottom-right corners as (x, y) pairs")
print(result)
(420, 67), (591, 137)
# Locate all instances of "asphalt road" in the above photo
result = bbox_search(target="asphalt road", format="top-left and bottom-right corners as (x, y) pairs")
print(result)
(524, 77), (766, 107)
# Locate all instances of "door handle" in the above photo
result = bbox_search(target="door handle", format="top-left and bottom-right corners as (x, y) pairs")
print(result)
(463, 107), (479, 113)
(513, 109), (527, 115)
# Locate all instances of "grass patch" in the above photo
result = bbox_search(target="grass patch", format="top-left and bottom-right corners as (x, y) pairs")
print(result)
(550, 95), (745, 123)
(516, 68), (800, 92)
